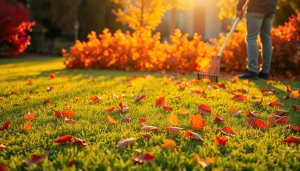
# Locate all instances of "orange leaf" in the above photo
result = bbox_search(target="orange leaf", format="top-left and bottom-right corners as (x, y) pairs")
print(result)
(166, 127), (184, 135)
(161, 139), (176, 150)
(105, 114), (117, 125)
(194, 154), (216, 168)
(116, 137), (138, 148)
(23, 154), (47, 166)
(105, 106), (115, 112)
(184, 131), (204, 141)
(197, 104), (211, 115)
(215, 136), (228, 147)
(163, 105), (173, 111)
(21, 121), (31, 131)
(24, 96), (31, 100)
(90, 95), (102, 102)
(190, 89), (205, 95)
(24, 113), (36, 120)
(177, 108), (189, 115)
(290, 90), (299, 99)
(267, 116), (275, 126)
(275, 116), (289, 124)
(43, 99), (50, 104)
(118, 102), (129, 112)
(156, 96), (165, 106)
(54, 135), (73, 143)
(268, 100), (284, 107)
(49, 73), (56, 79)
(227, 108), (242, 115)
(73, 137), (87, 147)
(168, 114), (179, 126)
(213, 113), (225, 123)
(286, 125), (300, 132)
(62, 109), (75, 118)
(0, 143), (6, 150)
(132, 152), (155, 164)
(252, 98), (263, 106)
(134, 94), (146, 102)
(219, 126), (235, 136)
(1, 122), (11, 130)
(246, 118), (266, 129)
(286, 85), (292, 92)
(282, 136), (300, 144)
(232, 94), (247, 102)
(190, 114), (205, 130)
(292, 105), (300, 112)
(27, 78), (33, 85)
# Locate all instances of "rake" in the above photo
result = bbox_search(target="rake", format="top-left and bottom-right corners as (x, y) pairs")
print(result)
(197, 0), (250, 83)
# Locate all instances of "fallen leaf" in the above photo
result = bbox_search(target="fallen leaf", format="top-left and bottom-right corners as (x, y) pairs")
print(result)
(118, 102), (129, 113)
(290, 90), (299, 99)
(282, 136), (300, 144)
(62, 109), (75, 118)
(43, 99), (50, 104)
(105, 114), (117, 125)
(161, 139), (176, 150)
(190, 89), (205, 95)
(53, 110), (62, 118)
(105, 106), (115, 112)
(0, 143), (5, 150)
(68, 158), (76, 167)
(261, 87), (268, 93)
(156, 96), (166, 106)
(286, 125), (300, 132)
(24, 113), (36, 120)
(54, 135), (73, 144)
(202, 78), (211, 84)
(243, 111), (259, 117)
(286, 85), (292, 92)
(292, 105), (300, 112)
(0, 164), (8, 171)
(10, 91), (20, 95)
(134, 94), (146, 102)
(227, 108), (242, 115)
(132, 152), (155, 164)
(49, 73), (56, 79)
(268, 100), (284, 107)
(141, 133), (152, 138)
(139, 118), (147, 124)
(140, 123), (158, 131)
(73, 137), (87, 147)
(194, 154), (216, 168)
(252, 98), (263, 106)
(122, 114), (131, 123)
(162, 105), (173, 111)
(1, 122), (11, 130)
(21, 121), (31, 131)
(64, 117), (77, 123)
(232, 94), (247, 102)
(184, 131), (204, 141)
(23, 154), (47, 166)
(215, 136), (228, 147)
(267, 116), (275, 126)
(198, 104), (211, 115)
(90, 95), (102, 102)
(275, 116), (289, 124)
(47, 86), (54, 91)
(190, 114), (205, 130)
(24, 96), (31, 100)
(166, 127), (184, 135)
(273, 109), (288, 116)
(178, 108), (189, 115)
(219, 127), (235, 136)
(213, 113), (225, 123)
(168, 114), (179, 126)
(246, 118), (266, 129)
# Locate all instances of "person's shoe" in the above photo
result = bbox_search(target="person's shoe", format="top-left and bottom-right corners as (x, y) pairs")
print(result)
(258, 72), (269, 80)
(238, 69), (258, 79)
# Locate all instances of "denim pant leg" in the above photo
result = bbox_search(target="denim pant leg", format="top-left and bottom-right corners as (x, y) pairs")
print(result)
(260, 13), (274, 73)
(246, 12), (264, 73)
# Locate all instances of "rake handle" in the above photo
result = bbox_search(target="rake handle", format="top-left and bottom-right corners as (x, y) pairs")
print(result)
(217, 0), (250, 57)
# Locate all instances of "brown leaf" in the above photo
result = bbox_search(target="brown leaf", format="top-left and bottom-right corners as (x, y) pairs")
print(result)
(47, 86), (54, 91)
(286, 125), (300, 132)
(286, 85), (292, 92)
(49, 73), (56, 79)
(275, 116), (289, 124)
(73, 137), (87, 147)
(24, 113), (36, 120)
(43, 99), (50, 104)
(0, 164), (8, 171)
(190, 114), (205, 130)
(122, 114), (131, 123)
(261, 87), (268, 93)
(273, 109), (288, 116)
(161, 139), (176, 150)
(132, 152), (155, 164)
(141, 133), (152, 138)
(118, 102), (129, 113)
(105, 106), (115, 112)
(243, 111), (259, 117)
(252, 98), (263, 106)
(140, 123), (158, 131)
(290, 90), (299, 99)
(64, 117), (77, 123)
(134, 94), (146, 102)
(213, 113), (225, 123)
(197, 104), (211, 115)
(292, 105), (300, 112)
(166, 127), (184, 135)
(23, 154), (47, 166)
(184, 131), (204, 141)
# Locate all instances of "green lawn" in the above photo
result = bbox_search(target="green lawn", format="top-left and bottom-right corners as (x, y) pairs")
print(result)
(0, 57), (299, 170)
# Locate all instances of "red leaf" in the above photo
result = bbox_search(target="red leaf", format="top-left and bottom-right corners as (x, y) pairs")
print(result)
(90, 95), (102, 102)
(243, 111), (259, 117)
(252, 98), (263, 106)
(216, 136), (228, 147)
(134, 94), (146, 102)
(132, 152), (156, 164)
(232, 94), (247, 102)
(292, 105), (300, 112)
(218, 82), (226, 88)
(0, 164), (8, 171)
(54, 135), (73, 144)
(246, 118), (266, 129)
(286, 125), (300, 132)
(184, 131), (204, 141)
(162, 105), (173, 111)
(139, 118), (147, 124)
(219, 127), (235, 136)
(267, 116), (275, 127)
(43, 99), (50, 104)
(275, 116), (289, 124)
(68, 158), (76, 167)
(227, 108), (242, 115)
(282, 136), (300, 144)
(273, 109), (288, 116)
(197, 104), (211, 115)
(23, 154), (47, 166)
(268, 100), (284, 107)
(47, 86), (54, 91)
(105, 106), (115, 112)
(49, 73), (56, 79)
(73, 137), (87, 147)
(62, 109), (75, 118)
(156, 96), (166, 106)
(261, 87), (268, 93)
(53, 111), (62, 118)
(118, 102), (129, 112)
(1, 122), (11, 130)
(213, 113), (225, 123)
(286, 85), (292, 92)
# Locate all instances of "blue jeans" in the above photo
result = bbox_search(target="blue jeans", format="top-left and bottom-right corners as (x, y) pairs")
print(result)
(246, 12), (274, 73)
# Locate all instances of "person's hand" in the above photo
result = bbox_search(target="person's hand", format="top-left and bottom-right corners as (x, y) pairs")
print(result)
(236, 10), (243, 19)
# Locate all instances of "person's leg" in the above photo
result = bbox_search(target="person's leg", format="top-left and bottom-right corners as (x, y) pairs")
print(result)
(245, 12), (265, 73)
(259, 13), (274, 74)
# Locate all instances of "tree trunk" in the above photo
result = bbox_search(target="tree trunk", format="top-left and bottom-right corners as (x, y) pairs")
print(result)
(140, 0), (144, 29)
(170, 8), (176, 35)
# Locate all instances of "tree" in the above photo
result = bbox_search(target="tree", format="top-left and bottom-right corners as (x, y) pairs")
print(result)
(112, 0), (167, 30)
(0, 0), (35, 56)
(164, 0), (194, 35)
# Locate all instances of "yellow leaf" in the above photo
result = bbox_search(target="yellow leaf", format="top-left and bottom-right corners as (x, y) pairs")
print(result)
(168, 114), (179, 126)
(161, 139), (176, 150)
(290, 90), (299, 99)
(105, 114), (117, 125)
(178, 108), (189, 115)
(194, 154), (216, 168)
